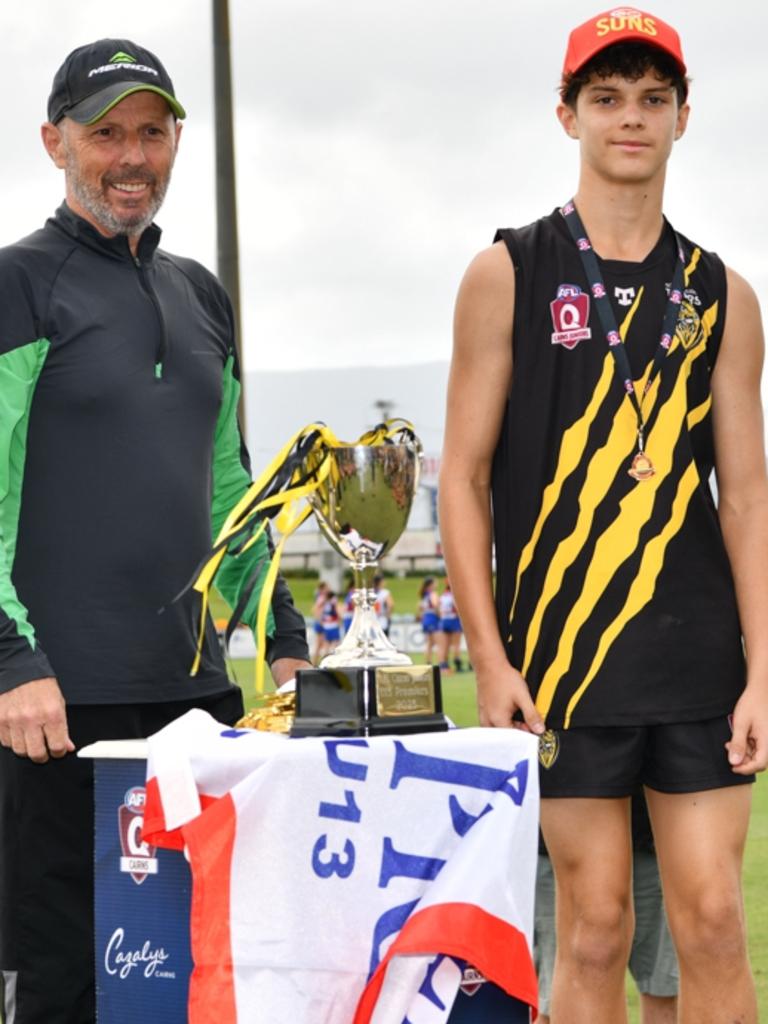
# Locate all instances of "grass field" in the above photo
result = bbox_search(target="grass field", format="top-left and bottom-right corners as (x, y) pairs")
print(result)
(220, 575), (768, 1020)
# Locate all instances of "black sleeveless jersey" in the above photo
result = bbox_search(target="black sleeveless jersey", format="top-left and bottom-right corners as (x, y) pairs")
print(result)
(491, 210), (745, 729)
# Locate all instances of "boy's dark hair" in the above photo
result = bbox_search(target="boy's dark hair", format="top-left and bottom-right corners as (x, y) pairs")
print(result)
(560, 41), (689, 107)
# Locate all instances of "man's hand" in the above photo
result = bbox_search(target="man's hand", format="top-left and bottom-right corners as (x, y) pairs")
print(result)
(476, 660), (545, 733)
(270, 657), (313, 689)
(726, 685), (768, 774)
(0, 677), (74, 763)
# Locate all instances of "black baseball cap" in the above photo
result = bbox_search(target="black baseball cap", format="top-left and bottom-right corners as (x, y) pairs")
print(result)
(47, 39), (186, 125)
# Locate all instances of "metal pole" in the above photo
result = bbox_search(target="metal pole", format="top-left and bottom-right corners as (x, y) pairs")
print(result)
(212, 0), (246, 434)
(374, 399), (395, 425)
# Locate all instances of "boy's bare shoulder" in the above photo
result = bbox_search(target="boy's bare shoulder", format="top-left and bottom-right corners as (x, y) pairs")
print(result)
(724, 265), (761, 311)
(457, 241), (516, 306)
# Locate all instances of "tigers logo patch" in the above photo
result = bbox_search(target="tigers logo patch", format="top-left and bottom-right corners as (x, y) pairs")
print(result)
(676, 299), (703, 350)
(538, 729), (560, 770)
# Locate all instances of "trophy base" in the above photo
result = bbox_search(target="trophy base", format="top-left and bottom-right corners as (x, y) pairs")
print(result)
(290, 664), (449, 738)
(319, 603), (411, 670)
(319, 646), (412, 669)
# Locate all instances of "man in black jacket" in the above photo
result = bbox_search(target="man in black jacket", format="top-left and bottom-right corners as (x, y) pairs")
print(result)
(0, 39), (311, 1023)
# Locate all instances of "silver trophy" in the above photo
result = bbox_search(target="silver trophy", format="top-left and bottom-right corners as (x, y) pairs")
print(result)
(309, 438), (420, 668)
(292, 425), (447, 737)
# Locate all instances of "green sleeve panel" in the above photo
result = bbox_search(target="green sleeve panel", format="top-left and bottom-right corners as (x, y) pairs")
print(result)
(211, 356), (275, 639)
(0, 339), (51, 647)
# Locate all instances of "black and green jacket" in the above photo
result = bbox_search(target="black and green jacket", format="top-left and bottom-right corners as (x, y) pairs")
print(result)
(0, 203), (308, 703)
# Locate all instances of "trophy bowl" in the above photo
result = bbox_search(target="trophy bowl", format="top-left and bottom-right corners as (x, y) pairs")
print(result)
(309, 440), (420, 668)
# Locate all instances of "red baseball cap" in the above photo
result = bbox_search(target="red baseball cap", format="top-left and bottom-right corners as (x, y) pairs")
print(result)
(563, 8), (686, 77)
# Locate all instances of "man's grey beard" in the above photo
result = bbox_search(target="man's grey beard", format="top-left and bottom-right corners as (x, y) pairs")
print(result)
(65, 153), (171, 238)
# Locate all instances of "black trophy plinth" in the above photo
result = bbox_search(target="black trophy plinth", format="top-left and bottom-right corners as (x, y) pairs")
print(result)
(290, 664), (449, 738)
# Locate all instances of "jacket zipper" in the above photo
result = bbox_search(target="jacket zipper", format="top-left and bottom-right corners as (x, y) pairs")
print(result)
(133, 255), (169, 379)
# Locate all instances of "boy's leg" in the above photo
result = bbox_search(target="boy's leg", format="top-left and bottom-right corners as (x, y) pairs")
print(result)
(541, 797), (634, 1024)
(646, 785), (756, 1024)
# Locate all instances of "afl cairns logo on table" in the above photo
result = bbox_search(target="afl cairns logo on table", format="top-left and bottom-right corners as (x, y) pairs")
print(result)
(118, 786), (158, 885)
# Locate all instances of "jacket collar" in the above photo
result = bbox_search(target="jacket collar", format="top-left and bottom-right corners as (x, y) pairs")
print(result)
(49, 202), (162, 263)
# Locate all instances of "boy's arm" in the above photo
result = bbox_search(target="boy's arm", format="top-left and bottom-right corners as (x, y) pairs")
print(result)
(711, 266), (768, 773)
(438, 242), (544, 733)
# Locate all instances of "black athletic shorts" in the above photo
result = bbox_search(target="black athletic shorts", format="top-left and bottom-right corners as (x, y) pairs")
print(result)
(537, 715), (755, 798)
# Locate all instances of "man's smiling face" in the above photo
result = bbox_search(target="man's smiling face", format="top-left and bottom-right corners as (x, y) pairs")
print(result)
(45, 90), (182, 239)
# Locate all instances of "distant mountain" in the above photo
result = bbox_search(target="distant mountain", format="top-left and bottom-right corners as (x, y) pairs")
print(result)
(243, 361), (449, 474)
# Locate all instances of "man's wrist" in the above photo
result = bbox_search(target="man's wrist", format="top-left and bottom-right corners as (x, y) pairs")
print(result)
(270, 657), (312, 688)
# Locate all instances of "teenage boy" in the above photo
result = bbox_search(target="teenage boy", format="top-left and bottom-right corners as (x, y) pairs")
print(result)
(439, 9), (767, 1023)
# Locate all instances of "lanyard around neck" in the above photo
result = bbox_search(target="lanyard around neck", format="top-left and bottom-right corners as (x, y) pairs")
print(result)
(560, 199), (687, 481)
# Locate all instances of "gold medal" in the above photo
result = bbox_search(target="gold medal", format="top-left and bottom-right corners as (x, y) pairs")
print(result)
(628, 450), (655, 482)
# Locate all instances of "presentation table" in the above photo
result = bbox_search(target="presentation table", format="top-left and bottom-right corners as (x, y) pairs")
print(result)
(81, 714), (538, 1022)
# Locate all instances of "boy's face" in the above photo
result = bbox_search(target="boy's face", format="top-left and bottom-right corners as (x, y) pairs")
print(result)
(556, 71), (689, 186)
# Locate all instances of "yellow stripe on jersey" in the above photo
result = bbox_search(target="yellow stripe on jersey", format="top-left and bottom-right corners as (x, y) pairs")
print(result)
(562, 460), (700, 726)
(534, 338), (709, 720)
(684, 247), (702, 286)
(684, 302), (718, 430)
(687, 396), (711, 430)
(699, 300), (719, 344)
(507, 288), (646, 640)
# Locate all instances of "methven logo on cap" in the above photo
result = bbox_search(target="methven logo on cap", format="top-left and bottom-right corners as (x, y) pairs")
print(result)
(88, 51), (160, 79)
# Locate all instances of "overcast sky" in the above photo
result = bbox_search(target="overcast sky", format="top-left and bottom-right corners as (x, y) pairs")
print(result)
(2, 1), (766, 377)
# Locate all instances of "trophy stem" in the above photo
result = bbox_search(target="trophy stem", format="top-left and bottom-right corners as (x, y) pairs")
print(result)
(352, 561), (377, 615)
(319, 559), (411, 669)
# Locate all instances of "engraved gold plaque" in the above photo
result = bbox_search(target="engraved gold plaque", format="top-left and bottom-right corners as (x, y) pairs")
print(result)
(375, 665), (437, 717)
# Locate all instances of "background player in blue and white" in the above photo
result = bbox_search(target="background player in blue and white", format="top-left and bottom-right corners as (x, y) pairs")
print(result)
(342, 583), (356, 636)
(373, 573), (394, 638)
(417, 576), (440, 664)
(311, 580), (330, 663)
(321, 590), (342, 652)
(438, 579), (465, 673)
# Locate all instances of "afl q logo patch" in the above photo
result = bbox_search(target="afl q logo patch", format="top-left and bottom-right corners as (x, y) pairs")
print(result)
(538, 729), (560, 770)
(118, 786), (158, 885)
